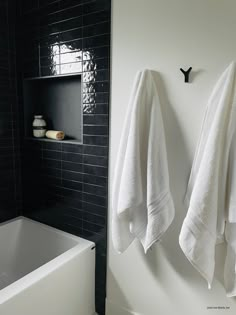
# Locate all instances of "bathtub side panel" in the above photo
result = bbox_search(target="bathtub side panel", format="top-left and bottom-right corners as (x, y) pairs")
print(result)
(0, 248), (95, 315)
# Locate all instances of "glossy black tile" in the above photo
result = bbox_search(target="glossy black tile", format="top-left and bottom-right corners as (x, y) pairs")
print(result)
(43, 149), (61, 160)
(0, 0), (22, 221)
(82, 69), (109, 82)
(62, 214), (83, 229)
(22, 0), (39, 13)
(0, 103), (12, 114)
(39, 0), (59, 8)
(83, 21), (110, 38)
(60, 50), (82, 63)
(83, 103), (108, 114)
(83, 154), (107, 167)
(83, 125), (108, 135)
(83, 183), (106, 197)
(39, 9), (61, 25)
(83, 220), (105, 234)
(83, 10), (110, 26)
(42, 174), (61, 186)
(55, 4), (83, 21)
(62, 169), (83, 182)
(59, 21), (84, 38)
(82, 228), (105, 242)
(62, 143), (83, 153)
(81, 71), (95, 83)
(24, 64), (40, 78)
(60, 61), (82, 74)
(0, 147), (14, 155)
(38, 1), (60, 16)
(83, 34), (110, 49)
(43, 141), (62, 151)
(60, 195), (82, 210)
(82, 58), (109, 73)
(23, 53), (39, 70)
(59, 0), (84, 10)
(82, 60), (97, 72)
(23, 13), (40, 29)
(83, 135), (108, 146)
(40, 56), (57, 68)
(19, 0), (111, 313)
(83, 144), (108, 156)
(62, 179), (82, 191)
(83, 164), (107, 177)
(60, 27), (83, 42)
(83, 201), (106, 217)
(62, 160), (83, 172)
(66, 207), (83, 219)
(83, 114), (108, 125)
(40, 43), (59, 58)
(60, 38), (83, 52)
(60, 186), (82, 200)
(95, 57), (109, 71)
(62, 152), (83, 163)
(41, 64), (60, 76)
(58, 222), (83, 236)
(83, 1), (110, 15)
(83, 81), (109, 93)
(82, 92), (95, 104)
(83, 91), (109, 104)
(84, 211), (106, 226)
(42, 158), (61, 169)
(83, 173), (107, 187)
(39, 34), (60, 48)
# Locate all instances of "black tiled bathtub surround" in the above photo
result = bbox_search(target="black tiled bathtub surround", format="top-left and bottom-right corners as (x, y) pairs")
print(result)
(0, 0), (22, 223)
(19, 1), (110, 314)
(23, 140), (108, 234)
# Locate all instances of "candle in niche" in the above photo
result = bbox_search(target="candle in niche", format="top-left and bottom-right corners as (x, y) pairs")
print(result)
(46, 130), (65, 141)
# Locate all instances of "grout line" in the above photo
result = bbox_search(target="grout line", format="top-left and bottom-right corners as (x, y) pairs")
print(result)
(83, 200), (107, 209)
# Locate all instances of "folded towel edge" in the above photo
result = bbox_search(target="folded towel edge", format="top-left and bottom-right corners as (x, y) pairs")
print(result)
(179, 221), (215, 289)
(143, 196), (175, 253)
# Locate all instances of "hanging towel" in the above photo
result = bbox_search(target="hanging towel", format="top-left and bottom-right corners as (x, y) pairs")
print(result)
(112, 69), (175, 254)
(179, 62), (236, 295)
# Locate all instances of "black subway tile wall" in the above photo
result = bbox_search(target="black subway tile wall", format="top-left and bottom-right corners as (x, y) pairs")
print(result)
(18, 1), (110, 314)
(0, 0), (22, 223)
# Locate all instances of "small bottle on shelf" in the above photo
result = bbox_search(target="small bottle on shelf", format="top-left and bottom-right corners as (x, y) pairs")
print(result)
(32, 115), (47, 138)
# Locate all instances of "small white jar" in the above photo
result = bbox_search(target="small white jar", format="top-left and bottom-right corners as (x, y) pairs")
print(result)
(32, 115), (47, 138)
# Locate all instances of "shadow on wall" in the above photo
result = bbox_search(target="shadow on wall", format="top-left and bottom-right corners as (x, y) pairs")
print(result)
(188, 69), (205, 84)
(106, 269), (141, 315)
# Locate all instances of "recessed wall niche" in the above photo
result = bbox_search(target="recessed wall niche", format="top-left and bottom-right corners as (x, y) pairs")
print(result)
(23, 74), (82, 143)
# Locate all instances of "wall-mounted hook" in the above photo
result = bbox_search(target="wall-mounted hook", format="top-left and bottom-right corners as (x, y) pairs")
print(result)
(180, 67), (192, 83)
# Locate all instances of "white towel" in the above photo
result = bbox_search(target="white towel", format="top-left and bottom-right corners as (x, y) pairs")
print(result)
(112, 69), (175, 254)
(179, 62), (236, 295)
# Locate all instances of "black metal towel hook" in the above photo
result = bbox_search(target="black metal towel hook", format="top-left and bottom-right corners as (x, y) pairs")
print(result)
(180, 67), (192, 83)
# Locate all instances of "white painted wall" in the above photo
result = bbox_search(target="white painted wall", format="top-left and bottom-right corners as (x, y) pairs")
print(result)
(107, 0), (236, 314)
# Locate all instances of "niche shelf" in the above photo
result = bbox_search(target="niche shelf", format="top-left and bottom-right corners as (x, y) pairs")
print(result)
(23, 74), (83, 144)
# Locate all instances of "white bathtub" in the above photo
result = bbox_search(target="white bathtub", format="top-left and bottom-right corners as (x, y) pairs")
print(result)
(0, 216), (96, 315)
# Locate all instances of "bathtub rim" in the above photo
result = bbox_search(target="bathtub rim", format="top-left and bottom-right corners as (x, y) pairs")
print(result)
(0, 216), (95, 304)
